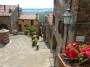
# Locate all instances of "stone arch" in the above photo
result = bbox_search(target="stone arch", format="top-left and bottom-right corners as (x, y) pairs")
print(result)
(0, 24), (8, 30)
(52, 35), (57, 50)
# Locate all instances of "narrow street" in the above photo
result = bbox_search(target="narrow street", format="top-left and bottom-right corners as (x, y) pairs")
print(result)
(0, 35), (54, 67)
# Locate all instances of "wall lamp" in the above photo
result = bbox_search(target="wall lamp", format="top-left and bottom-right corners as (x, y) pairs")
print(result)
(63, 8), (71, 24)
(63, 8), (75, 32)
(63, 8), (76, 45)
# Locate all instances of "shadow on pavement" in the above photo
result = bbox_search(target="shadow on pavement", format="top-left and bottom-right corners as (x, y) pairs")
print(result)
(0, 43), (7, 48)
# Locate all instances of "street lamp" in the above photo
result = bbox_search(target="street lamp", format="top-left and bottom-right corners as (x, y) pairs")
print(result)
(63, 8), (76, 32)
(63, 8), (71, 24)
(63, 8), (72, 46)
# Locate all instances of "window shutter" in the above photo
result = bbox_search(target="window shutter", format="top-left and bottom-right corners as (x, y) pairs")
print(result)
(58, 21), (64, 38)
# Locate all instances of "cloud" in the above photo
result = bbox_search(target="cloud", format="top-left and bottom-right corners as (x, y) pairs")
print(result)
(0, 0), (54, 8)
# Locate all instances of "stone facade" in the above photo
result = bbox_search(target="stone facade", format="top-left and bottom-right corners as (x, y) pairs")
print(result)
(18, 14), (39, 32)
(44, 14), (53, 48)
(52, 0), (90, 66)
(76, 0), (90, 44)
(0, 5), (19, 33)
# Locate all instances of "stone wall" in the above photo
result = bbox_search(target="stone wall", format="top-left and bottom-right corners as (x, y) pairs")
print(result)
(53, 0), (90, 52)
(19, 19), (39, 32)
(0, 5), (19, 33)
(53, 0), (90, 66)
(10, 7), (19, 31)
(52, 0), (90, 52)
(44, 15), (53, 48)
(52, 0), (79, 53)
(76, 0), (90, 44)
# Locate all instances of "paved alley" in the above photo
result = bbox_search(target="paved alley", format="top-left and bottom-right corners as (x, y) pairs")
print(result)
(0, 35), (54, 67)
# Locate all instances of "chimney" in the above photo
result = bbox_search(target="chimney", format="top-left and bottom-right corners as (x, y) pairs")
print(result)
(4, 5), (5, 12)
(36, 13), (39, 20)
(9, 9), (12, 13)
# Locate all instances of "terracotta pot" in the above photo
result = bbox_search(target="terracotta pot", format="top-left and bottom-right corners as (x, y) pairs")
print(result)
(57, 54), (90, 67)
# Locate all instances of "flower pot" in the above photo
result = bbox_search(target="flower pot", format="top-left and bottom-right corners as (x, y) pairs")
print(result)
(57, 54), (90, 67)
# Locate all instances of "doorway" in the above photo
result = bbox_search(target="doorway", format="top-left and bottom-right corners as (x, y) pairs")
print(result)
(0, 24), (8, 29)
(52, 35), (57, 50)
(18, 24), (22, 32)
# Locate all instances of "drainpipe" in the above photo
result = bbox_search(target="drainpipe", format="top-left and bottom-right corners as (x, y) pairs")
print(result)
(70, 0), (72, 9)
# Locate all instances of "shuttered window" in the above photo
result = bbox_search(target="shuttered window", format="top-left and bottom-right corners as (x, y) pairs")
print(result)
(58, 21), (64, 38)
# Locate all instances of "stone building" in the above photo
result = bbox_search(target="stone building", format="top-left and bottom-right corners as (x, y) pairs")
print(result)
(18, 14), (39, 32)
(0, 5), (19, 33)
(52, 0), (90, 66)
(44, 14), (53, 48)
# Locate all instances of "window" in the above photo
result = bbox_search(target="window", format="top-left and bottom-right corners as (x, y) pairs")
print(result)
(24, 25), (27, 27)
(22, 20), (24, 22)
(31, 20), (33, 26)
(58, 21), (64, 38)
(53, 15), (55, 25)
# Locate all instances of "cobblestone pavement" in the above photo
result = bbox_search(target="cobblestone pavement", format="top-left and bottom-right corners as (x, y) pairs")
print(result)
(0, 35), (54, 67)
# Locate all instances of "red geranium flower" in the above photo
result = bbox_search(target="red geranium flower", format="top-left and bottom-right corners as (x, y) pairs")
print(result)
(70, 49), (78, 60)
(71, 42), (79, 49)
(86, 51), (90, 60)
(64, 42), (90, 63)
(80, 45), (90, 60)
(80, 47), (87, 56)
(64, 46), (78, 60)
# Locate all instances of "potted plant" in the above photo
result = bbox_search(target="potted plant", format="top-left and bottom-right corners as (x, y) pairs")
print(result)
(58, 42), (90, 67)
(24, 30), (29, 35)
(12, 29), (18, 35)
(26, 26), (37, 36)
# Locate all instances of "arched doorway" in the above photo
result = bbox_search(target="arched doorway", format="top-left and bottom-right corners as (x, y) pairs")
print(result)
(0, 24), (8, 29)
(52, 35), (57, 50)
(18, 24), (22, 32)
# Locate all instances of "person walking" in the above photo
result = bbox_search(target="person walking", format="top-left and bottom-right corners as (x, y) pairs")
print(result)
(36, 44), (39, 50)
(41, 33), (43, 40)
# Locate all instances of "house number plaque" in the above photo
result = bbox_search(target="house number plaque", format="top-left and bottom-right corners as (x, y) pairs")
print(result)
(76, 36), (85, 42)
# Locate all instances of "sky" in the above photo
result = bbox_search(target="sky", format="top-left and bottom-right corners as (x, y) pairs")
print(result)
(0, 0), (54, 8)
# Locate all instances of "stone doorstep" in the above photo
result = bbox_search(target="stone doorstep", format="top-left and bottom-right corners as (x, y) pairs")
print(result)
(18, 32), (24, 35)
(49, 57), (54, 67)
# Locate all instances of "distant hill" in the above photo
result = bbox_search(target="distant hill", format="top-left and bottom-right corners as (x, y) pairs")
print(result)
(22, 8), (53, 22)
